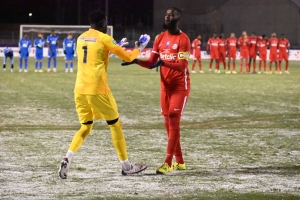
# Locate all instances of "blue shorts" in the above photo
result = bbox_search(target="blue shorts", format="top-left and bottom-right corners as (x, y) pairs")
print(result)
(65, 51), (74, 60)
(20, 51), (29, 59)
(48, 49), (57, 58)
(35, 50), (43, 60)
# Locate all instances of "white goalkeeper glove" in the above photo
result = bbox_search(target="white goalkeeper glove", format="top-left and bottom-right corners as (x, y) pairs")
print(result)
(135, 34), (150, 52)
(118, 38), (129, 47)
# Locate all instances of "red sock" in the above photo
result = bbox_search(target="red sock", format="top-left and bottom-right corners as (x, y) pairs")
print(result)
(192, 62), (195, 70)
(259, 60), (262, 71)
(174, 140), (184, 164)
(286, 60), (289, 71)
(279, 62), (282, 71)
(164, 114), (181, 167)
(199, 62), (202, 71)
(246, 63), (250, 73)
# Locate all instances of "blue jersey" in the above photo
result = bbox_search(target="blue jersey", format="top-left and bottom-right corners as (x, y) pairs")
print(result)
(19, 38), (32, 53)
(34, 38), (45, 50)
(47, 35), (59, 50)
(63, 38), (76, 52)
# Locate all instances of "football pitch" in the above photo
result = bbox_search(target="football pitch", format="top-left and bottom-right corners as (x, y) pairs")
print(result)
(0, 57), (299, 200)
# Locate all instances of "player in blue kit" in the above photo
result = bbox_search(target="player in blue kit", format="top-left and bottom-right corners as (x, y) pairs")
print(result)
(46, 30), (59, 72)
(18, 33), (32, 72)
(34, 33), (45, 72)
(63, 33), (76, 73)
(3, 47), (14, 72)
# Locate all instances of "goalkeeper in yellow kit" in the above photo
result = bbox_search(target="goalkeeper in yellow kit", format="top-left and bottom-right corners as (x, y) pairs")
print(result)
(58, 10), (150, 179)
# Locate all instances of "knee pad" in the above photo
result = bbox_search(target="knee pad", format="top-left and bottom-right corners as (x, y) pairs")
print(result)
(106, 118), (119, 125)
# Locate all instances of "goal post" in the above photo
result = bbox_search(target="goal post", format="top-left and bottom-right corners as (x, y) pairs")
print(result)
(19, 25), (113, 42)
(17, 25), (113, 57)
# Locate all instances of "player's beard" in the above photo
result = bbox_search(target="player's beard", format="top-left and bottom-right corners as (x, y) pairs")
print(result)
(162, 19), (177, 30)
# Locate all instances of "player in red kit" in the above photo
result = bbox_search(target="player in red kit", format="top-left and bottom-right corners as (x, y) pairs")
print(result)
(226, 33), (238, 74)
(238, 31), (250, 73)
(257, 35), (269, 74)
(269, 32), (279, 74)
(249, 32), (259, 73)
(278, 34), (290, 74)
(207, 33), (220, 73)
(191, 34), (203, 73)
(218, 33), (227, 73)
(122, 7), (190, 174)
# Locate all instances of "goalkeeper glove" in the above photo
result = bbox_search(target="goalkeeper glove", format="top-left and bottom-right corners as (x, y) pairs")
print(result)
(135, 34), (150, 52)
(149, 60), (164, 69)
(63, 50), (66, 55)
(121, 59), (139, 66)
(118, 38), (129, 47)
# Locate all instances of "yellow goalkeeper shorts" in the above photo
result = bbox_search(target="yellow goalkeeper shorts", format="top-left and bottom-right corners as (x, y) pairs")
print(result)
(74, 92), (119, 123)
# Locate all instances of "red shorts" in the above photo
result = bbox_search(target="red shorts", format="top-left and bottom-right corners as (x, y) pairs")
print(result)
(240, 50), (249, 59)
(210, 50), (219, 59)
(219, 51), (226, 62)
(279, 53), (288, 61)
(160, 86), (190, 116)
(259, 54), (266, 61)
(249, 50), (256, 59)
(193, 53), (201, 61)
(269, 53), (278, 62)
(228, 51), (236, 59)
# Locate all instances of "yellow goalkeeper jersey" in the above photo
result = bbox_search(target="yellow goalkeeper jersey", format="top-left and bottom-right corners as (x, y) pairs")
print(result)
(75, 28), (140, 95)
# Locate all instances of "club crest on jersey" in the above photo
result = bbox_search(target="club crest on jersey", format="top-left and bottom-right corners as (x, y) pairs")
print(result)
(172, 44), (178, 49)
(166, 41), (170, 47)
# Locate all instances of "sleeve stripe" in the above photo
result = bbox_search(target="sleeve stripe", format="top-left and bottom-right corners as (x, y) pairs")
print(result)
(152, 50), (159, 54)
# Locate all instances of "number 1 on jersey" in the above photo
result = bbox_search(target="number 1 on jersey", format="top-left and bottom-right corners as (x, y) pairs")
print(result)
(82, 46), (87, 63)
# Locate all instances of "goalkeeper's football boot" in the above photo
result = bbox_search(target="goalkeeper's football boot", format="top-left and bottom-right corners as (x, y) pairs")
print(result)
(121, 163), (147, 175)
(156, 163), (173, 174)
(58, 158), (69, 179)
(172, 162), (186, 171)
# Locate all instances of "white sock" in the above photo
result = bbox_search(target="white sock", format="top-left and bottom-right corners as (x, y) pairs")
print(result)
(120, 159), (131, 170)
(65, 150), (74, 163)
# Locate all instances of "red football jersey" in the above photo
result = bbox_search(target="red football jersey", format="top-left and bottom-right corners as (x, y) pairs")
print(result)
(226, 37), (238, 52)
(238, 36), (250, 50)
(278, 39), (290, 53)
(207, 38), (220, 51)
(269, 38), (279, 53)
(192, 39), (201, 56)
(249, 36), (258, 52)
(218, 38), (226, 53)
(257, 39), (268, 54)
(153, 31), (190, 87)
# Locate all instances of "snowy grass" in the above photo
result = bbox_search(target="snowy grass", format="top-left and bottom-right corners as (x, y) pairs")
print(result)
(0, 58), (299, 199)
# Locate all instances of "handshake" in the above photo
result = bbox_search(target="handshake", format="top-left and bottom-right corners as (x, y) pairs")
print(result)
(118, 34), (150, 52)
